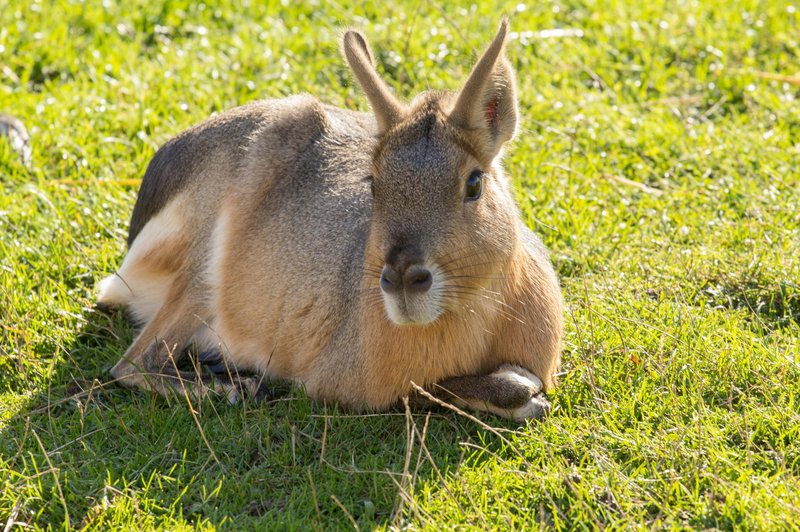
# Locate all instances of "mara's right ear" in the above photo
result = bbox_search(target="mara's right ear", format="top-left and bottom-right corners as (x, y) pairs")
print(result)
(342, 30), (406, 134)
(448, 18), (518, 160)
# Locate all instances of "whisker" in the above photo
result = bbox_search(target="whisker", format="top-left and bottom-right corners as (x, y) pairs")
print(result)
(442, 282), (505, 295)
(440, 295), (525, 325)
(445, 260), (509, 274)
(440, 288), (527, 323)
(436, 249), (500, 270)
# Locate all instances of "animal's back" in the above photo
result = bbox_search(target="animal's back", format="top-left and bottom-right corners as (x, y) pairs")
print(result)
(102, 96), (377, 331)
(127, 101), (282, 246)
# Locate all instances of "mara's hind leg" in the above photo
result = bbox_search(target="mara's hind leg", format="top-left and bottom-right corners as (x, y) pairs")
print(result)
(423, 364), (550, 422)
(109, 278), (268, 402)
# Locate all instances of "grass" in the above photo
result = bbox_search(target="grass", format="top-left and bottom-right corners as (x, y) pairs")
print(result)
(1, 0), (799, 528)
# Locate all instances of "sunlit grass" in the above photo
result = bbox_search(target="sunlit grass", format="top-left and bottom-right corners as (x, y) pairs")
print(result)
(1, 0), (799, 528)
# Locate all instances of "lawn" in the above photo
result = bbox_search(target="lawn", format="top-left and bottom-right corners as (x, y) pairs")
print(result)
(1, 0), (799, 529)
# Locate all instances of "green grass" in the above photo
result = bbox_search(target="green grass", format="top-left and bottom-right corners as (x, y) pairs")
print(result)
(2, 0), (799, 528)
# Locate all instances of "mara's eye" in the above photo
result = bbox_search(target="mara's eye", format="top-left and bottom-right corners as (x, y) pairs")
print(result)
(465, 170), (483, 201)
(366, 175), (375, 196)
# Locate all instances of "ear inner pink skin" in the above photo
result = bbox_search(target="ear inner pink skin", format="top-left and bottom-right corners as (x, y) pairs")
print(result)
(485, 98), (499, 134)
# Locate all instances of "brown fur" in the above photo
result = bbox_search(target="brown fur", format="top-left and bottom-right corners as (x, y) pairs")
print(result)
(98, 19), (563, 421)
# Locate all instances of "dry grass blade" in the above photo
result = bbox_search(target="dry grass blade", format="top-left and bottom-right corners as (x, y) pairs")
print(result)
(409, 383), (531, 468)
(602, 174), (664, 196)
(330, 494), (360, 530)
(753, 71), (800, 87)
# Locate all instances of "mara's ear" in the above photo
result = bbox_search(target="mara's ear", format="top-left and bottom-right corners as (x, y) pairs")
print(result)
(342, 30), (406, 134)
(448, 18), (518, 159)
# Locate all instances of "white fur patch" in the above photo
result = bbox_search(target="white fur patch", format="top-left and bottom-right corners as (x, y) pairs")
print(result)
(459, 394), (550, 422)
(507, 395), (550, 422)
(382, 263), (444, 325)
(192, 324), (217, 352)
(198, 206), (233, 356)
(204, 206), (231, 297)
(491, 365), (543, 395)
(96, 197), (186, 323)
(96, 273), (132, 307)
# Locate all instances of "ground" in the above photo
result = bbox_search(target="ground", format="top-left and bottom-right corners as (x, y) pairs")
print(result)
(1, 0), (799, 529)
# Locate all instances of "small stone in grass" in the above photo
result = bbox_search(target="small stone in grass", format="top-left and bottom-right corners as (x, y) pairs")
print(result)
(0, 113), (32, 168)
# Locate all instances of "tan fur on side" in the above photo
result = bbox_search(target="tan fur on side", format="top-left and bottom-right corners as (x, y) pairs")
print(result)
(99, 19), (563, 421)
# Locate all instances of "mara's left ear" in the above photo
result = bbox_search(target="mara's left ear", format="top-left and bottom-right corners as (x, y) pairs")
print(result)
(342, 29), (407, 134)
(447, 18), (518, 160)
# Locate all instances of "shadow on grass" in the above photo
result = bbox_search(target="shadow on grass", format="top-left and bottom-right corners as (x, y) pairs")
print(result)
(697, 277), (800, 331)
(1, 307), (527, 529)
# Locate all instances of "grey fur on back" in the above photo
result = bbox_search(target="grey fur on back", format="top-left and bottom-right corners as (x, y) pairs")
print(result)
(128, 103), (284, 246)
(127, 101), (379, 247)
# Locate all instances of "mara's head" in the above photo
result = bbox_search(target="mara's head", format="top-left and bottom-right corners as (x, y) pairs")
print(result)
(344, 19), (521, 326)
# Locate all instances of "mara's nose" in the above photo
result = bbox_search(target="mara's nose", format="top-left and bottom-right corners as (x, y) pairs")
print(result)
(403, 265), (432, 293)
(380, 263), (432, 295)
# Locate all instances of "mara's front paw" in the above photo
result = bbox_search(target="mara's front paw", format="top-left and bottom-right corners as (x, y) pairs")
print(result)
(507, 393), (551, 422)
(490, 364), (543, 398)
(431, 364), (552, 422)
(489, 365), (550, 421)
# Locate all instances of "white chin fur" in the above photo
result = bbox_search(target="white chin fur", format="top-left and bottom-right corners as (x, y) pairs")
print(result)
(382, 264), (443, 325)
